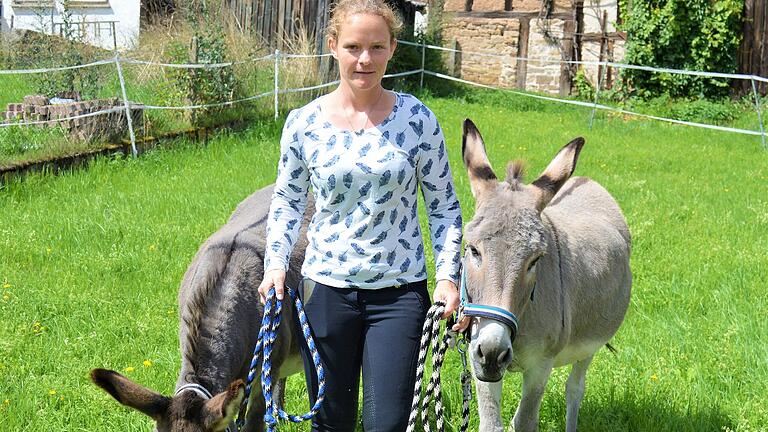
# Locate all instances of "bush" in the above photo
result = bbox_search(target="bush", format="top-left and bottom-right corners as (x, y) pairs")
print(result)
(619, 0), (744, 99)
(159, 2), (243, 127)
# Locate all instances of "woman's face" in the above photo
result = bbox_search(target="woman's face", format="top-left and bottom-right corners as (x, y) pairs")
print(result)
(329, 13), (397, 92)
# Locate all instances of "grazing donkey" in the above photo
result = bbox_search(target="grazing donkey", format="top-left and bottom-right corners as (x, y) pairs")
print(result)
(91, 185), (313, 432)
(460, 119), (631, 432)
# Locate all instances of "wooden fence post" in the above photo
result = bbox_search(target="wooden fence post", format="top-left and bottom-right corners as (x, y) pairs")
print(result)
(560, 18), (575, 97)
(449, 39), (462, 77)
(515, 17), (530, 90)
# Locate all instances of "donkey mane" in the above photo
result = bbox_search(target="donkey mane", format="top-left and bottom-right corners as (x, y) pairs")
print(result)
(181, 236), (243, 378)
(505, 160), (526, 190)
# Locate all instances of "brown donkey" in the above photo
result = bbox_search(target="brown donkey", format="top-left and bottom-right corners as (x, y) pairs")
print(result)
(91, 185), (313, 432)
(460, 119), (631, 432)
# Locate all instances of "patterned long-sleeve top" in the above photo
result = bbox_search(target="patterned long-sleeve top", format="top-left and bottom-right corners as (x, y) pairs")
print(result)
(264, 92), (463, 289)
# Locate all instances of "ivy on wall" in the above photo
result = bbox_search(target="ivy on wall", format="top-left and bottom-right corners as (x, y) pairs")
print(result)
(619, 0), (744, 98)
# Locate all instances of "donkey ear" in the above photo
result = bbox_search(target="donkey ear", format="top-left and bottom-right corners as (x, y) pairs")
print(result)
(462, 119), (497, 199)
(531, 137), (585, 211)
(203, 379), (245, 431)
(90, 368), (170, 419)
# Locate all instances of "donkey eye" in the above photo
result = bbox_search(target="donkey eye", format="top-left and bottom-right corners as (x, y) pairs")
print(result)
(466, 244), (482, 266)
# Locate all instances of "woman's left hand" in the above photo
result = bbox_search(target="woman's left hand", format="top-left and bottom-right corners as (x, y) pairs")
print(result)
(433, 280), (470, 332)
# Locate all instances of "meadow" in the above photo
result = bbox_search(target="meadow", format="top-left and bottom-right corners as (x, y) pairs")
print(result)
(1, 89), (767, 431)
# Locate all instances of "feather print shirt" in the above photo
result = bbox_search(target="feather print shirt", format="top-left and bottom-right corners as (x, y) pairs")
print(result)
(264, 92), (463, 289)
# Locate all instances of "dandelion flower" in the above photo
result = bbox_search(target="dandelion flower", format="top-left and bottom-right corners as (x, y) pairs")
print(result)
(149, 244), (156, 251)
(46, 247), (52, 254)
(2, 295), (9, 301)
(143, 360), (152, 368)
(650, 374), (659, 381)
(125, 366), (135, 373)
(3, 399), (9, 405)
(48, 389), (56, 396)
(2, 283), (10, 289)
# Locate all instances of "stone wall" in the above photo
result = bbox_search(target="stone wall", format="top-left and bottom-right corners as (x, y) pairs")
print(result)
(2, 95), (144, 142)
(443, 18), (522, 87)
(443, 16), (570, 93)
(440, 0), (625, 94)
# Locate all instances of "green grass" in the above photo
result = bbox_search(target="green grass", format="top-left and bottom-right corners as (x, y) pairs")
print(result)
(1, 87), (767, 431)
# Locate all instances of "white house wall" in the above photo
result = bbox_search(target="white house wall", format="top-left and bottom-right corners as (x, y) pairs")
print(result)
(1, 0), (139, 50)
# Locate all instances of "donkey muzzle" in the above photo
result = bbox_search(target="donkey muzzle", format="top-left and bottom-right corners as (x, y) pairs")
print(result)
(470, 320), (513, 382)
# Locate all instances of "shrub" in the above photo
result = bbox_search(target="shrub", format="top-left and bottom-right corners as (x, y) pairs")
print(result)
(619, 0), (744, 99)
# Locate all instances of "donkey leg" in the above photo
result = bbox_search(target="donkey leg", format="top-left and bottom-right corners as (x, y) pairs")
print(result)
(512, 362), (553, 432)
(565, 355), (594, 432)
(272, 377), (287, 412)
(244, 386), (266, 432)
(474, 377), (504, 432)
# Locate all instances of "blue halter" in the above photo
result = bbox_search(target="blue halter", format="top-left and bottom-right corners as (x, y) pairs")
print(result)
(459, 255), (521, 340)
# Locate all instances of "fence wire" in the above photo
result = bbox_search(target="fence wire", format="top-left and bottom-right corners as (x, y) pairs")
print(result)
(1, 41), (766, 155)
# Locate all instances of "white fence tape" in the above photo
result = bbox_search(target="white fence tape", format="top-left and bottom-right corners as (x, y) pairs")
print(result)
(121, 54), (274, 69)
(279, 80), (340, 94)
(423, 70), (765, 137)
(141, 91), (274, 110)
(398, 39), (768, 81)
(0, 58), (115, 75)
(282, 53), (335, 59)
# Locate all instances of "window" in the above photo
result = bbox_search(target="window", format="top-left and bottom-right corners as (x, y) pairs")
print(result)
(67, 0), (110, 7)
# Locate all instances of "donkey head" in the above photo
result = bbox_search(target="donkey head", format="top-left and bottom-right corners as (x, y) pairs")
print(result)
(461, 119), (583, 382)
(90, 368), (244, 432)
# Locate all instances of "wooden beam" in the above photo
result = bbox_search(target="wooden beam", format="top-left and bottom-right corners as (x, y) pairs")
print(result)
(515, 17), (530, 90)
(454, 11), (572, 20)
(574, 1), (583, 62)
(580, 31), (626, 42)
(560, 18), (575, 96)
(504, 0), (512, 12)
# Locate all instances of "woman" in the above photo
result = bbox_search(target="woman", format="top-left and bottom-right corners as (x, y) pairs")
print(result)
(259, 0), (464, 430)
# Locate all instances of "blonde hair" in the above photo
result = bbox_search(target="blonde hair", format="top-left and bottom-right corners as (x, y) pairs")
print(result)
(326, 0), (403, 41)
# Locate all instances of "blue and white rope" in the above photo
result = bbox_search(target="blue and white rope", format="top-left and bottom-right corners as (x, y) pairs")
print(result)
(238, 286), (325, 431)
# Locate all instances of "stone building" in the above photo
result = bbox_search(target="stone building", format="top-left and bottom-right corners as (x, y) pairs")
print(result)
(440, 0), (625, 95)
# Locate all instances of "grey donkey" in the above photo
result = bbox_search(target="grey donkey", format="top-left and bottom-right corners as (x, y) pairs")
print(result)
(91, 185), (314, 432)
(460, 119), (631, 432)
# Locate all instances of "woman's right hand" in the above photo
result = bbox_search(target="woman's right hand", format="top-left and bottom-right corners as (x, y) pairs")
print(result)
(258, 269), (286, 304)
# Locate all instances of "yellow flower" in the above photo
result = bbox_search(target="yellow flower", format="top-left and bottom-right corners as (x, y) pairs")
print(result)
(650, 374), (659, 381)
(3, 399), (9, 405)
(48, 389), (56, 396)
(46, 247), (52, 254)
(143, 360), (152, 368)
(125, 366), (135, 373)
(2, 295), (9, 301)
(2, 282), (10, 289)
(149, 244), (156, 251)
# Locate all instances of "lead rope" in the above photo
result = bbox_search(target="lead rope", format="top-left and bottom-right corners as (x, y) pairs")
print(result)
(236, 286), (325, 432)
(407, 302), (472, 432)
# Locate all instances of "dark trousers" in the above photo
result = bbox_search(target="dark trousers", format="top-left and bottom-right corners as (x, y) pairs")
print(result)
(297, 279), (430, 432)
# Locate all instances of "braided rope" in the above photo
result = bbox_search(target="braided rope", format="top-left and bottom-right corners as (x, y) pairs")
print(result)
(237, 287), (325, 431)
(407, 302), (470, 432)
